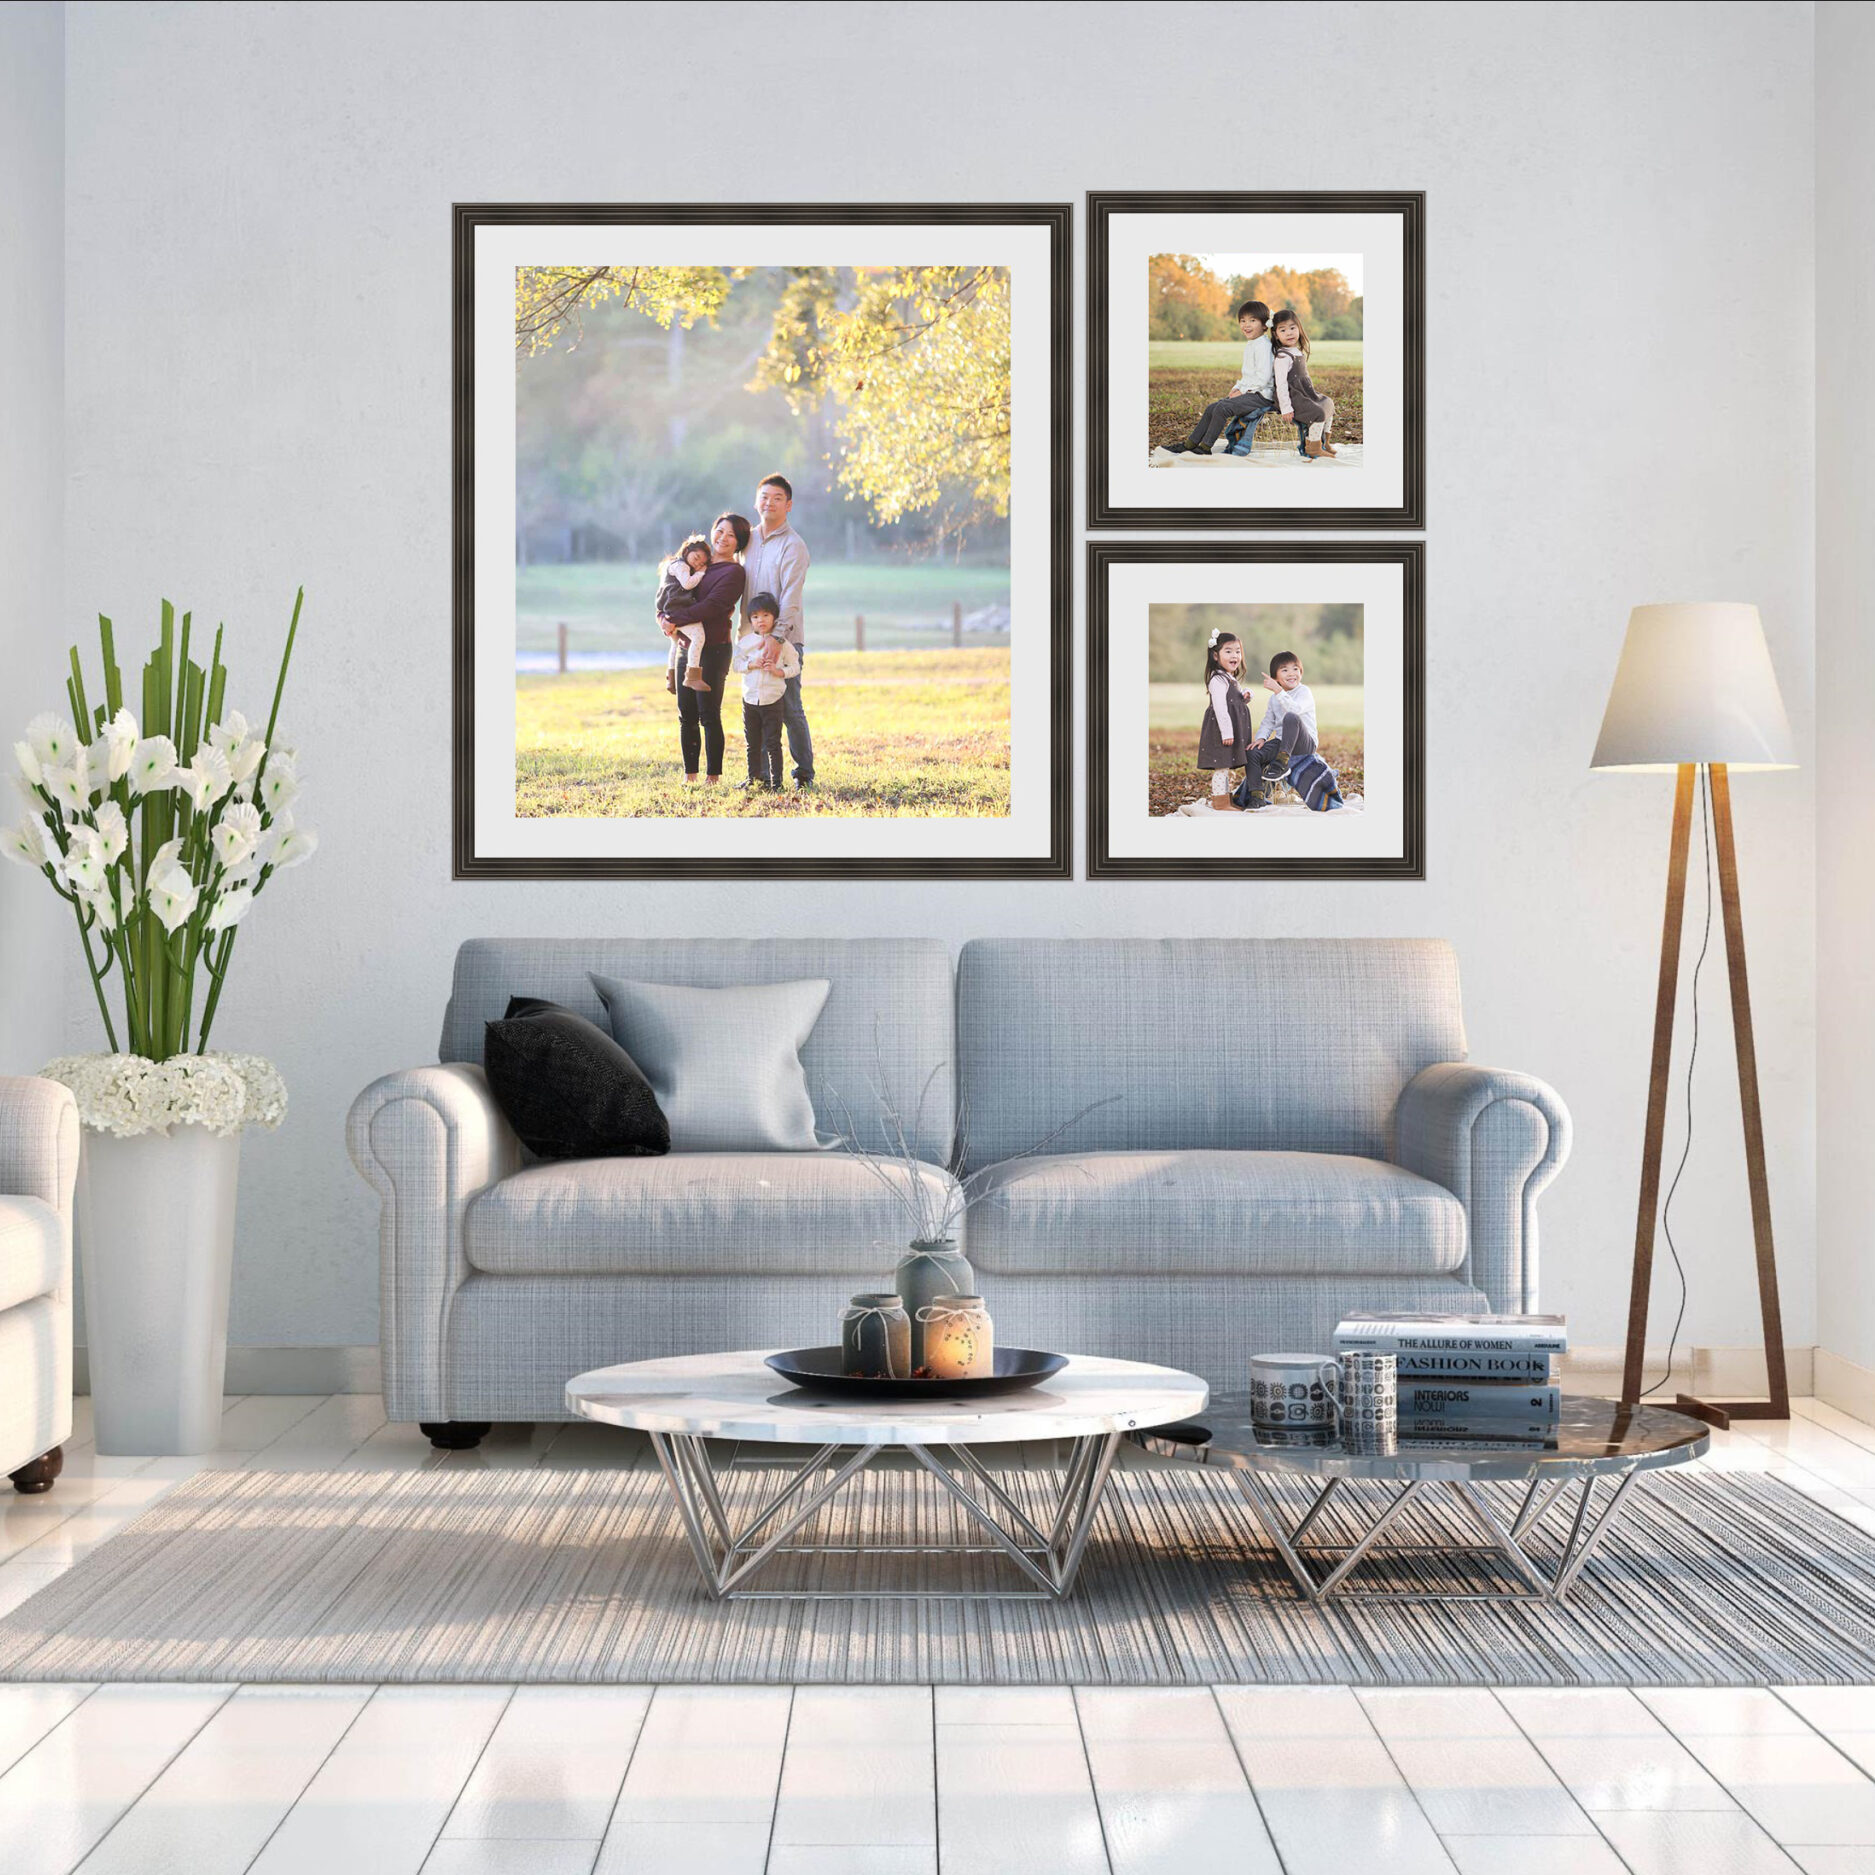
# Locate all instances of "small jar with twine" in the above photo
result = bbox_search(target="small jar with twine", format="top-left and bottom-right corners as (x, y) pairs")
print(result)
(840, 1292), (912, 1379)
(916, 1294), (995, 1380)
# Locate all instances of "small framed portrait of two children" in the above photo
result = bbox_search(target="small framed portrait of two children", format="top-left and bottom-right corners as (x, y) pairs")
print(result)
(1087, 191), (1425, 530)
(1087, 541), (1424, 880)
(452, 201), (1071, 879)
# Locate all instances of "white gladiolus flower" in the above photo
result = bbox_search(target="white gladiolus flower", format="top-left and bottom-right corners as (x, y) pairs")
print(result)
(128, 735), (178, 796)
(93, 799), (128, 863)
(61, 826), (108, 894)
(14, 740), (43, 786)
(258, 756), (299, 816)
(81, 885), (119, 932)
(95, 707), (139, 782)
(147, 861), (199, 932)
(207, 710), (252, 751)
(211, 800), (262, 870)
(180, 745), (232, 810)
(42, 763), (90, 815)
(270, 822), (318, 871)
(1, 820), (47, 867)
(225, 737), (265, 786)
(205, 884), (254, 932)
(25, 714), (78, 768)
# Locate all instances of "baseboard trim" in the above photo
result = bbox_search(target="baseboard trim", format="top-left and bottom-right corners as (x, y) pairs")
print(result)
(1559, 1344), (1816, 1400)
(73, 1345), (383, 1396)
(1815, 1347), (1875, 1423)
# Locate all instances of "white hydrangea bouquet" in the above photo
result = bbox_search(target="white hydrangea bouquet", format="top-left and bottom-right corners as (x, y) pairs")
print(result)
(4, 595), (316, 1137)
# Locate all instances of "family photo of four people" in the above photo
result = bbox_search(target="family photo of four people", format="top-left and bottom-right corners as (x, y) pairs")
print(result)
(654, 472), (815, 792)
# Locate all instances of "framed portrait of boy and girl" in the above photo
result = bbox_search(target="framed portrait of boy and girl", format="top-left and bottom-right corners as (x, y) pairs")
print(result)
(450, 191), (1422, 882)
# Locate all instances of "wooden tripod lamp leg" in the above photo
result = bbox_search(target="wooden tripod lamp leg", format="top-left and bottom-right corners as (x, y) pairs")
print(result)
(1675, 763), (1790, 1424)
(1621, 764), (1696, 1408)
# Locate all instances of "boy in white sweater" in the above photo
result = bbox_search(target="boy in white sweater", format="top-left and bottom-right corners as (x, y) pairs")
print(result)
(733, 592), (801, 790)
(1238, 649), (1318, 804)
(1160, 300), (1275, 456)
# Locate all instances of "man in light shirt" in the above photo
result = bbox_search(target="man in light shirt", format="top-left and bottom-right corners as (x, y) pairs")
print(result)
(741, 473), (814, 788)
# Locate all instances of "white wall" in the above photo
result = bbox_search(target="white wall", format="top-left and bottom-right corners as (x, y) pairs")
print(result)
(0, 3), (69, 1078)
(1816, 0), (1875, 1375)
(59, 0), (1818, 1363)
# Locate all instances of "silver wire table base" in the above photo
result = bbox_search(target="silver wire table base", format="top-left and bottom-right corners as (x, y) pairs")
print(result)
(1235, 1466), (1645, 1605)
(648, 1429), (1124, 1600)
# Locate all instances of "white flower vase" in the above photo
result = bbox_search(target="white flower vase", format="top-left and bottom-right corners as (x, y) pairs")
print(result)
(76, 1123), (242, 1456)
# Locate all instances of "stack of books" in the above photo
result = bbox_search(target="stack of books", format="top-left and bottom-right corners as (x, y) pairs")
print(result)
(1333, 1311), (1567, 1446)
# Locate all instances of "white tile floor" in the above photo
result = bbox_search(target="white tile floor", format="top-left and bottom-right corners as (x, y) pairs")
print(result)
(2, 1395), (1874, 1872)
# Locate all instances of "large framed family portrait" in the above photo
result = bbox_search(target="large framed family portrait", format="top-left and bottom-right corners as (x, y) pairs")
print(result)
(453, 201), (1070, 878)
(1088, 540), (1424, 879)
(1087, 191), (1424, 531)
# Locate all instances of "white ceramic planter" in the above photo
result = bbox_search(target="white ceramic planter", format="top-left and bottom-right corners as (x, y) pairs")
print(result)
(76, 1123), (241, 1456)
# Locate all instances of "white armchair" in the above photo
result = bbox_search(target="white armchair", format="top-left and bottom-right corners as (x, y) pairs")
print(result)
(0, 1076), (80, 1493)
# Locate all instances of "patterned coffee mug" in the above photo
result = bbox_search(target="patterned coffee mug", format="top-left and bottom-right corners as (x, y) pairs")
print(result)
(1248, 1353), (1342, 1428)
(1335, 1351), (1398, 1432)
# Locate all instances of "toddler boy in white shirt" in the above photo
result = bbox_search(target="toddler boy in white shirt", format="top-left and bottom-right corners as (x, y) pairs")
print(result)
(1238, 650), (1318, 805)
(733, 592), (800, 790)
(1160, 300), (1276, 456)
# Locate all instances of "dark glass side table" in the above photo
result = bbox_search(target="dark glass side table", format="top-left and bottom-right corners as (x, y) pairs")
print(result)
(1135, 1395), (1709, 1605)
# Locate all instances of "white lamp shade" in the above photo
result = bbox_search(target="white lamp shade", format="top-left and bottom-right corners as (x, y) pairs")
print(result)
(1590, 602), (1796, 772)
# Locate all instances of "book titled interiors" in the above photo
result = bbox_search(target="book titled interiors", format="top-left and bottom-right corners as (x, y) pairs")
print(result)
(1397, 1380), (1561, 1418)
(1335, 1312), (1569, 1355)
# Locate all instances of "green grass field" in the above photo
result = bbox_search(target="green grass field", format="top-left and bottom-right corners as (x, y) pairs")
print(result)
(1148, 339), (1364, 371)
(516, 646), (1011, 819)
(1149, 682), (1364, 735)
(517, 562), (1011, 657)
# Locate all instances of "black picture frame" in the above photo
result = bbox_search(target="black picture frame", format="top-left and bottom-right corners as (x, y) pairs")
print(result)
(1086, 190), (1425, 532)
(1087, 539), (1425, 880)
(452, 201), (1073, 880)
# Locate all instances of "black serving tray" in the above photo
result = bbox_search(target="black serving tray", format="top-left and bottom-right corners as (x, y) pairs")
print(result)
(764, 1346), (1069, 1400)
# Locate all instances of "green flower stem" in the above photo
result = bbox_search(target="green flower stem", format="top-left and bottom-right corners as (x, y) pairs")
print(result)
(68, 895), (119, 1054)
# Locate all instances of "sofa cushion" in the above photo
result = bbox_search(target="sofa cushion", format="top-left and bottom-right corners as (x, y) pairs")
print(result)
(438, 939), (956, 1162)
(0, 1197), (62, 1313)
(962, 1151), (1466, 1279)
(466, 1152), (959, 1278)
(955, 939), (1467, 1167)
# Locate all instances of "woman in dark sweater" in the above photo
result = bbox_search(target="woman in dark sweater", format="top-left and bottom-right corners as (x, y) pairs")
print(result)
(657, 511), (751, 782)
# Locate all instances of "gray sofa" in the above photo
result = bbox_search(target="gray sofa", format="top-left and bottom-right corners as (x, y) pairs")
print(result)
(347, 938), (1570, 1429)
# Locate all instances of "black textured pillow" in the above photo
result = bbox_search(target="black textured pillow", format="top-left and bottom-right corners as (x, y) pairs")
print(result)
(483, 995), (670, 1160)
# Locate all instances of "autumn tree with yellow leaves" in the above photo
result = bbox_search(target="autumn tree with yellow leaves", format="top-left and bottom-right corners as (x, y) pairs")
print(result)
(515, 262), (1011, 546)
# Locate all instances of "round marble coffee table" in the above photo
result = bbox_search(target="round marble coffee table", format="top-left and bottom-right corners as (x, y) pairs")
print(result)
(567, 1351), (1208, 1601)
(1140, 1394), (1708, 1605)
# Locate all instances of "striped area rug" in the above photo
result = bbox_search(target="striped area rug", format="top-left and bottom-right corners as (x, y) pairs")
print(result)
(3, 1463), (1872, 1685)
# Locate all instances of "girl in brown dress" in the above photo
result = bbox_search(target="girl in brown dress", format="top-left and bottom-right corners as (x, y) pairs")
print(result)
(1194, 629), (1255, 812)
(1271, 310), (1338, 459)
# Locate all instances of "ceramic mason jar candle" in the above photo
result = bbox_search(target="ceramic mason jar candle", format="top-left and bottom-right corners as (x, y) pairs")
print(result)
(916, 1294), (994, 1379)
(840, 1293), (912, 1379)
(894, 1240), (976, 1369)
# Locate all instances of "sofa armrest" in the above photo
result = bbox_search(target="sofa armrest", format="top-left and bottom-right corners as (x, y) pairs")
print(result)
(1393, 1063), (1572, 1313)
(346, 1064), (522, 1421)
(0, 1076), (80, 1222)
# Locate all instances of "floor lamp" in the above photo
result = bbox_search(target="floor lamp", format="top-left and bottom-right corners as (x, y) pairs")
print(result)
(1592, 604), (1796, 1428)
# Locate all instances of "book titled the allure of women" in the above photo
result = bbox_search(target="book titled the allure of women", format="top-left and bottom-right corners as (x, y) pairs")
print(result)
(1334, 1312), (1569, 1355)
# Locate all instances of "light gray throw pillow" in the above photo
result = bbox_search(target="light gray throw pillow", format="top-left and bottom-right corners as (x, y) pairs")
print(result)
(589, 973), (832, 1152)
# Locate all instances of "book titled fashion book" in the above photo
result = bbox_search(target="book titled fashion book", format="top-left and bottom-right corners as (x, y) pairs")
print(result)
(1397, 1380), (1561, 1418)
(1393, 1352), (1553, 1382)
(1334, 1312), (1569, 1355)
